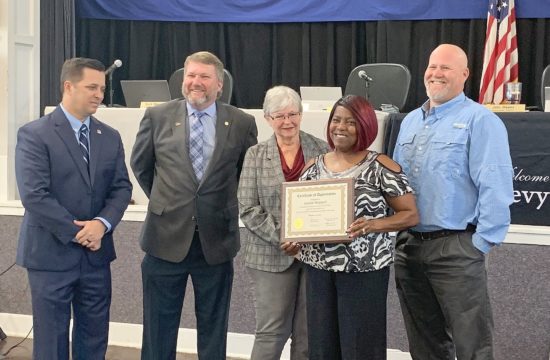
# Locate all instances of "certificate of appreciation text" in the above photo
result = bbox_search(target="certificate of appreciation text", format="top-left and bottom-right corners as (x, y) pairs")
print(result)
(281, 178), (354, 243)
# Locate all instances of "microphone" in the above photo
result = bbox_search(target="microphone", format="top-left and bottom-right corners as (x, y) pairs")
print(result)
(106, 59), (122, 107)
(105, 59), (122, 76)
(358, 70), (373, 82)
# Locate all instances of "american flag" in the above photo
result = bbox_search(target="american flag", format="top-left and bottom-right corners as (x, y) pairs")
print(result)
(479, 0), (518, 104)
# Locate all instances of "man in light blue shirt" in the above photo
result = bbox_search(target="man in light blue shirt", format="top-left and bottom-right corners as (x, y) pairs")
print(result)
(393, 44), (513, 360)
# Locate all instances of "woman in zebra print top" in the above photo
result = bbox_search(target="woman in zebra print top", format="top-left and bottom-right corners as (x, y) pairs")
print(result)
(292, 95), (418, 360)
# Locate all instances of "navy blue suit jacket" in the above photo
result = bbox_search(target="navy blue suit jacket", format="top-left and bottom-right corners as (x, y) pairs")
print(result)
(15, 106), (132, 271)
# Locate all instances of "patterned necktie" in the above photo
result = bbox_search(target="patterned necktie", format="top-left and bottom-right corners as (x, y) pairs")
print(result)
(79, 124), (90, 170)
(189, 112), (205, 179)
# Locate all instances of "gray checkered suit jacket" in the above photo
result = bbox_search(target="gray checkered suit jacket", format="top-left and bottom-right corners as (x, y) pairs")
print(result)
(238, 131), (329, 272)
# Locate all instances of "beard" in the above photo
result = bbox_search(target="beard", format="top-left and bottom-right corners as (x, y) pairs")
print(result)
(183, 86), (218, 108)
(187, 94), (208, 107)
(425, 81), (451, 105)
(184, 88), (206, 103)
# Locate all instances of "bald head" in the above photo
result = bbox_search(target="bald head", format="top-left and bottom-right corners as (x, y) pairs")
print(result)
(432, 44), (468, 68)
(424, 44), (470, 107)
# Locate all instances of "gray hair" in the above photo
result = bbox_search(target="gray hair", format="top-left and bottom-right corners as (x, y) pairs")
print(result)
(184, 51), (224, 83)
(262, 86), (303, 117)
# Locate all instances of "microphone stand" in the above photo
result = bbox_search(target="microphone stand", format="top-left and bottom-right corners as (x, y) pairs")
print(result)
(364, 77), (373, 102)
(108, 71), (115, 107)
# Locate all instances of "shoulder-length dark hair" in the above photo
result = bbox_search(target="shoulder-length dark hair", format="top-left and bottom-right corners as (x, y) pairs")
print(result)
(326, 95), (378, 152)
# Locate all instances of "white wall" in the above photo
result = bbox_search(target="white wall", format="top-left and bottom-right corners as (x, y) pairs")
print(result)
(0, 0), (40, 202)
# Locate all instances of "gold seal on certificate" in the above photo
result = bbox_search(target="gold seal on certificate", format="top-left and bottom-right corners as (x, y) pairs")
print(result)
(281, 178), (354, 243)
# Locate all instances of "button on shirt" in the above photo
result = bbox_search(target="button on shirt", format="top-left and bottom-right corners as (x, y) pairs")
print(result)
(393, 93), (514, 253)
(187, 102), (217, 174)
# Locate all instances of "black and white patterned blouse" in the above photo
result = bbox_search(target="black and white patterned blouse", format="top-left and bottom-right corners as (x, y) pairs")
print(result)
(300, 151), (413, 273)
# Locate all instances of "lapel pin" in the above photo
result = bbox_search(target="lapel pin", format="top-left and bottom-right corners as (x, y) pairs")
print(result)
(96, 129), (102, 134)
(175, 122), (181, 126)
(225, 121), (229, 126)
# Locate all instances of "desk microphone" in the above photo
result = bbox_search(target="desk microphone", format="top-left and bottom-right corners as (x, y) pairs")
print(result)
(105, 59), (123, 76)
(358, 70), (373, 82)
(106, 59), (122, 107)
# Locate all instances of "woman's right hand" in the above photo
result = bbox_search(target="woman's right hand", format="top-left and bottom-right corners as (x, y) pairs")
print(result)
(280, 242), (301, 256)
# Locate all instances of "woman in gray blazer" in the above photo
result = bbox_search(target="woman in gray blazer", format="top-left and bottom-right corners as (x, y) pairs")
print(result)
(238, 86), (329, 360)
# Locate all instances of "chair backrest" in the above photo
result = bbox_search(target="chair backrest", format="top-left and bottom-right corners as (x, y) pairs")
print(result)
(344, 63), (411, 111)
(541, 64), (550, 111)
(168, 68), (234, 104)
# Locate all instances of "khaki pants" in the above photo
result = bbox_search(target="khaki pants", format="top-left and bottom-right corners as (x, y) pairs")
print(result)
(248, 261), (308, 360)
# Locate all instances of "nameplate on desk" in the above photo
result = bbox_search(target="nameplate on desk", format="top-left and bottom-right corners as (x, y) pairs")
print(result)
(302, 102), (334, 112)
(484, 104), (526, 112)
(140, 101), (166, 108)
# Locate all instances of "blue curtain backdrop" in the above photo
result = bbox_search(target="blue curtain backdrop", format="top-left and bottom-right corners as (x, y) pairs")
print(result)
(40, 0), (550, 111)
(76, 0), (547, 22)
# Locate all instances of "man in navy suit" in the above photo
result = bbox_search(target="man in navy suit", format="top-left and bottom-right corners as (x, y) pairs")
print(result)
(15, 57), (132, 360)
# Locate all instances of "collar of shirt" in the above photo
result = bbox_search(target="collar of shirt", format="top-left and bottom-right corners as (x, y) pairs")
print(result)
(422, 92), (466, 120)
(59, 103), (91, 138)
(186, 102), (217, 120)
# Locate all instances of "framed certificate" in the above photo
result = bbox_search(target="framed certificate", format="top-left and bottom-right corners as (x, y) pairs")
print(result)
(281, 178), (354, 243)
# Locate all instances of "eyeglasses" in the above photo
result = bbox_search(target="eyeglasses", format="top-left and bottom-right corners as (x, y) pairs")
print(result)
(268, 112), (301, 122)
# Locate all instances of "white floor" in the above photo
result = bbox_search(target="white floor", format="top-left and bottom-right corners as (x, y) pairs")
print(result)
(0, 313), (412, 360)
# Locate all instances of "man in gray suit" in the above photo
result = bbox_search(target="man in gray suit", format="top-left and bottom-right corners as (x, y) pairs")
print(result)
(131, 51), (258, 359)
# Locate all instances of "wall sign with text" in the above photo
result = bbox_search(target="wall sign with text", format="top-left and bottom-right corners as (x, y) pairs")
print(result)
(508, 114), (550, 226)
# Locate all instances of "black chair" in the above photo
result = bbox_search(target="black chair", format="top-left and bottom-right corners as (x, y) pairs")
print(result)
(168, 68), (234, 104)
(344, 63), (411, 111)
(541, 64), (550, 111)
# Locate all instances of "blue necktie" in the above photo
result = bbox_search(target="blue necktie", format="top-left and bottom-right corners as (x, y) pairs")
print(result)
(189, 112), (205, 179)
(79, 124), (90, 171)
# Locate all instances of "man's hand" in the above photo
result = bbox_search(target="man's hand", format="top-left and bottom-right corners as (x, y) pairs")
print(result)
(74, 219), (106, 251)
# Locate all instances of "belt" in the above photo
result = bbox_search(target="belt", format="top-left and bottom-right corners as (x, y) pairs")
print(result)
(409, 224), (476, 241)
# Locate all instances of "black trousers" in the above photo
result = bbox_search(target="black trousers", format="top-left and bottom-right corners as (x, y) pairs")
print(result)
(305, 265), (389, 360)
(141, 234), (233, 360)
(395, 231), (494, 360)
